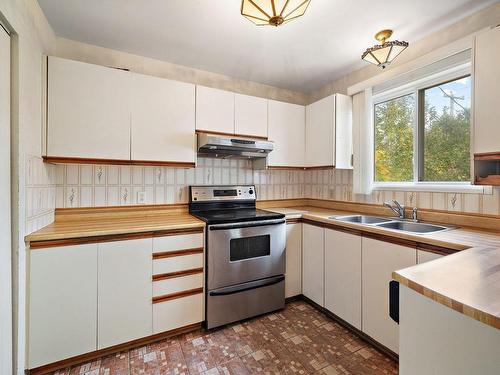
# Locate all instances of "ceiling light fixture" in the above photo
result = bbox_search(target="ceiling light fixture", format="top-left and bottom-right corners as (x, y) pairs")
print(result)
(241, 0), (311, 27)
(361, 29), (409, 68)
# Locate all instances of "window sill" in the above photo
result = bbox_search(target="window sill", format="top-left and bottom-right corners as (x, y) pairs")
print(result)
(372, 182), (493, 194)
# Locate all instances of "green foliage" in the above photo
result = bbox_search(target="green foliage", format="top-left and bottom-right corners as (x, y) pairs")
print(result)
(374, 94), (470, 183)
(374, 95), (414, 182)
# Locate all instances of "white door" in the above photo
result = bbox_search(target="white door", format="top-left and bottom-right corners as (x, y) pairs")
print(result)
(334, 94), (353, 169)
(474, 26), (500, 154)
(302, 224), (324, 306)
(98, 238), (153, 349)
(29, 244), (98, 368)
(47, 56), (131, 160)
(362, 237), (416, 353)
(131, 73), (196, 163)
(285, 223), (302, 298)
(305, 95), (334, 167)
(324, 229), (361, 329)
(0, 25), (11, 375)
(268, 100), (305, 167)
(195, 85), (234, 134)
(234, 93), (268, 138)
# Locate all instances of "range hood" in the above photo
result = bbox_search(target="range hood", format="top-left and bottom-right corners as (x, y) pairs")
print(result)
(197, 132), (274, 159)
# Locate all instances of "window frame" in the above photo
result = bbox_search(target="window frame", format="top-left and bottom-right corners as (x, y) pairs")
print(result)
(372, 63), (474, 190)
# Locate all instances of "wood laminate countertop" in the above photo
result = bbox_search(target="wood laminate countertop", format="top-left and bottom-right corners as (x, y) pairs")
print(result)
(25, 211), (205, 243)
(268, 206), (500, 330)
(25, 204), (500, 329)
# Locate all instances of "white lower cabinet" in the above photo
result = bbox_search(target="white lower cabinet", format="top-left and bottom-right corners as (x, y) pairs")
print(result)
(362, 237), (416, 354)
(302, 223), (324, 306)
(29, 244), (98, 368)
(153, 294), (204, 334)
(417, 249), (444, 264)
(97, 238), (153, 349)
(285, 222), (302, 298)
(324, 229), (362, 329)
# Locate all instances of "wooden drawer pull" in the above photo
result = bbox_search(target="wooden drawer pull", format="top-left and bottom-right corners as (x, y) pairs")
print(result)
(152, 287), (203, 304)
(153, 247), (203, 259)
(153, 268), (204, 282)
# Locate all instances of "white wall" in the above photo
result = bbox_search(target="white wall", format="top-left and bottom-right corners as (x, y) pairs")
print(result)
(308, 3), (500, 102)
(0, 1), (55, 374)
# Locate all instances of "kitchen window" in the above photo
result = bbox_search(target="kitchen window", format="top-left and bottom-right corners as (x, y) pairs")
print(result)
(373, 73), (471, 186)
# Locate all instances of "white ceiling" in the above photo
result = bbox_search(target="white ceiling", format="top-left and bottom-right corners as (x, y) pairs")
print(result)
(38, 0), (497, 92)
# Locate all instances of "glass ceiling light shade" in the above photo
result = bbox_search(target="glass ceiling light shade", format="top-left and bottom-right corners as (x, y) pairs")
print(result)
(241, 0), (311, 26)
(362, 30), (409, 69)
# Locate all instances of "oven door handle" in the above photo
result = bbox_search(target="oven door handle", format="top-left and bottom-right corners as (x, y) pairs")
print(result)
(209, 218), (285, 231)
(209, 275), (285, 296)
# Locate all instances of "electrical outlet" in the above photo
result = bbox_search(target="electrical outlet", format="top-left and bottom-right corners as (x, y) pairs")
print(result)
(137, 191), (146, 204)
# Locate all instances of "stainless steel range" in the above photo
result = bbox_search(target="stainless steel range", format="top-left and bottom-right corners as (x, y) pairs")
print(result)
(189, 185), (286, 329)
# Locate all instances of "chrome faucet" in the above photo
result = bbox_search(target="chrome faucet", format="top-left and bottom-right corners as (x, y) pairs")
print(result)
(384, 200), (406, 219)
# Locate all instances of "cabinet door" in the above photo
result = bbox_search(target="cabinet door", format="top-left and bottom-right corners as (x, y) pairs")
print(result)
(47, 56), (131, 160)
(417, 249), (444, 264)
(196, 85), (234, 134)
(235, 93), (268, 138)
(29, 244), (97, 368)
(324, 229), (361, 329)
(268, 100), (305, 167)
(474, 26), (500, 154)
(285, 223), (302, 298)
(362, 237), (416, 353)
(305, 95), (334, 167)
(302, 223), (324, 306)
(131, 73), (195, 163)
(98, 238), (153, 349)
(334, 94), (353, 169)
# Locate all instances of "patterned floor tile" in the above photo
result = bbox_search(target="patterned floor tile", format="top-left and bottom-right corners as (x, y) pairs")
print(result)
(46, 300), (398, 375)
(340, 347), (398, 374)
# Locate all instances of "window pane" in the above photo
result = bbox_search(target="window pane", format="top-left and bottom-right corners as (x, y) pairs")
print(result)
(374, 94), (415, 182)
(422, 76), (471, 182)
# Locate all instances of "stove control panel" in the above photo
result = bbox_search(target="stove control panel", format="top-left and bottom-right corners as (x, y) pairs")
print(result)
(190, 185), (256, 202)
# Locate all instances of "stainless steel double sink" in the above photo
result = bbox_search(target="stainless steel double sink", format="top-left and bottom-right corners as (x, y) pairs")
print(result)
(329, 215), (451, 234)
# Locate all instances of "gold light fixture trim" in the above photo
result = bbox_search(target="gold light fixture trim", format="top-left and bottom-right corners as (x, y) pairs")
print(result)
(362, 29), (409, 69)
(241, 0), (312, 27)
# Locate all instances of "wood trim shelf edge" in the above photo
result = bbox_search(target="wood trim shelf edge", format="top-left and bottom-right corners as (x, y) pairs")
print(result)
(152, 287), (204, 304)
(152, 268), (204, 282)
(474, 152), (500, 161)
(43, 156), (196, 168)
(152, 247), (204, 259)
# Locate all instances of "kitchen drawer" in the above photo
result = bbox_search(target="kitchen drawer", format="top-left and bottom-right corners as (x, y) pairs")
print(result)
(153, 233), (203, 253)
(153, 253), (203, 275)
(153, 273), (204, 298)
(153, 293), (203, 334)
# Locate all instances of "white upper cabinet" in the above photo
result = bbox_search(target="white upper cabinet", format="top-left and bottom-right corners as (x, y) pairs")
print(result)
(335, 94), (353, 169)
(47, 56), (131, 160)
(234, 93), (268, 138)
(306, 95), (335, 167)
(474, 26), (500, 154)
(131, 73), (196, 163)
(305, 94), (353, 168)
(195, 85), (235, 134)
(268, 100), (305, 167)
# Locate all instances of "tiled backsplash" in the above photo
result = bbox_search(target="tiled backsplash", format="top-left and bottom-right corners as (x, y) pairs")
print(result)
(24, 158), (500, 235)
(25, 155), (57, 234)
(54, 158), (305, 208)
(306, 169), (500, 216)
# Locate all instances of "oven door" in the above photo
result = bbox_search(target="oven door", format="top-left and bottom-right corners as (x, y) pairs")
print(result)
(207, 218), (286, 290)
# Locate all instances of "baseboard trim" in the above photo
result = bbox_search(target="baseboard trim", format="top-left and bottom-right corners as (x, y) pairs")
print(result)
(28, 322), (202, 375)
(298, 295), (399, 362)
